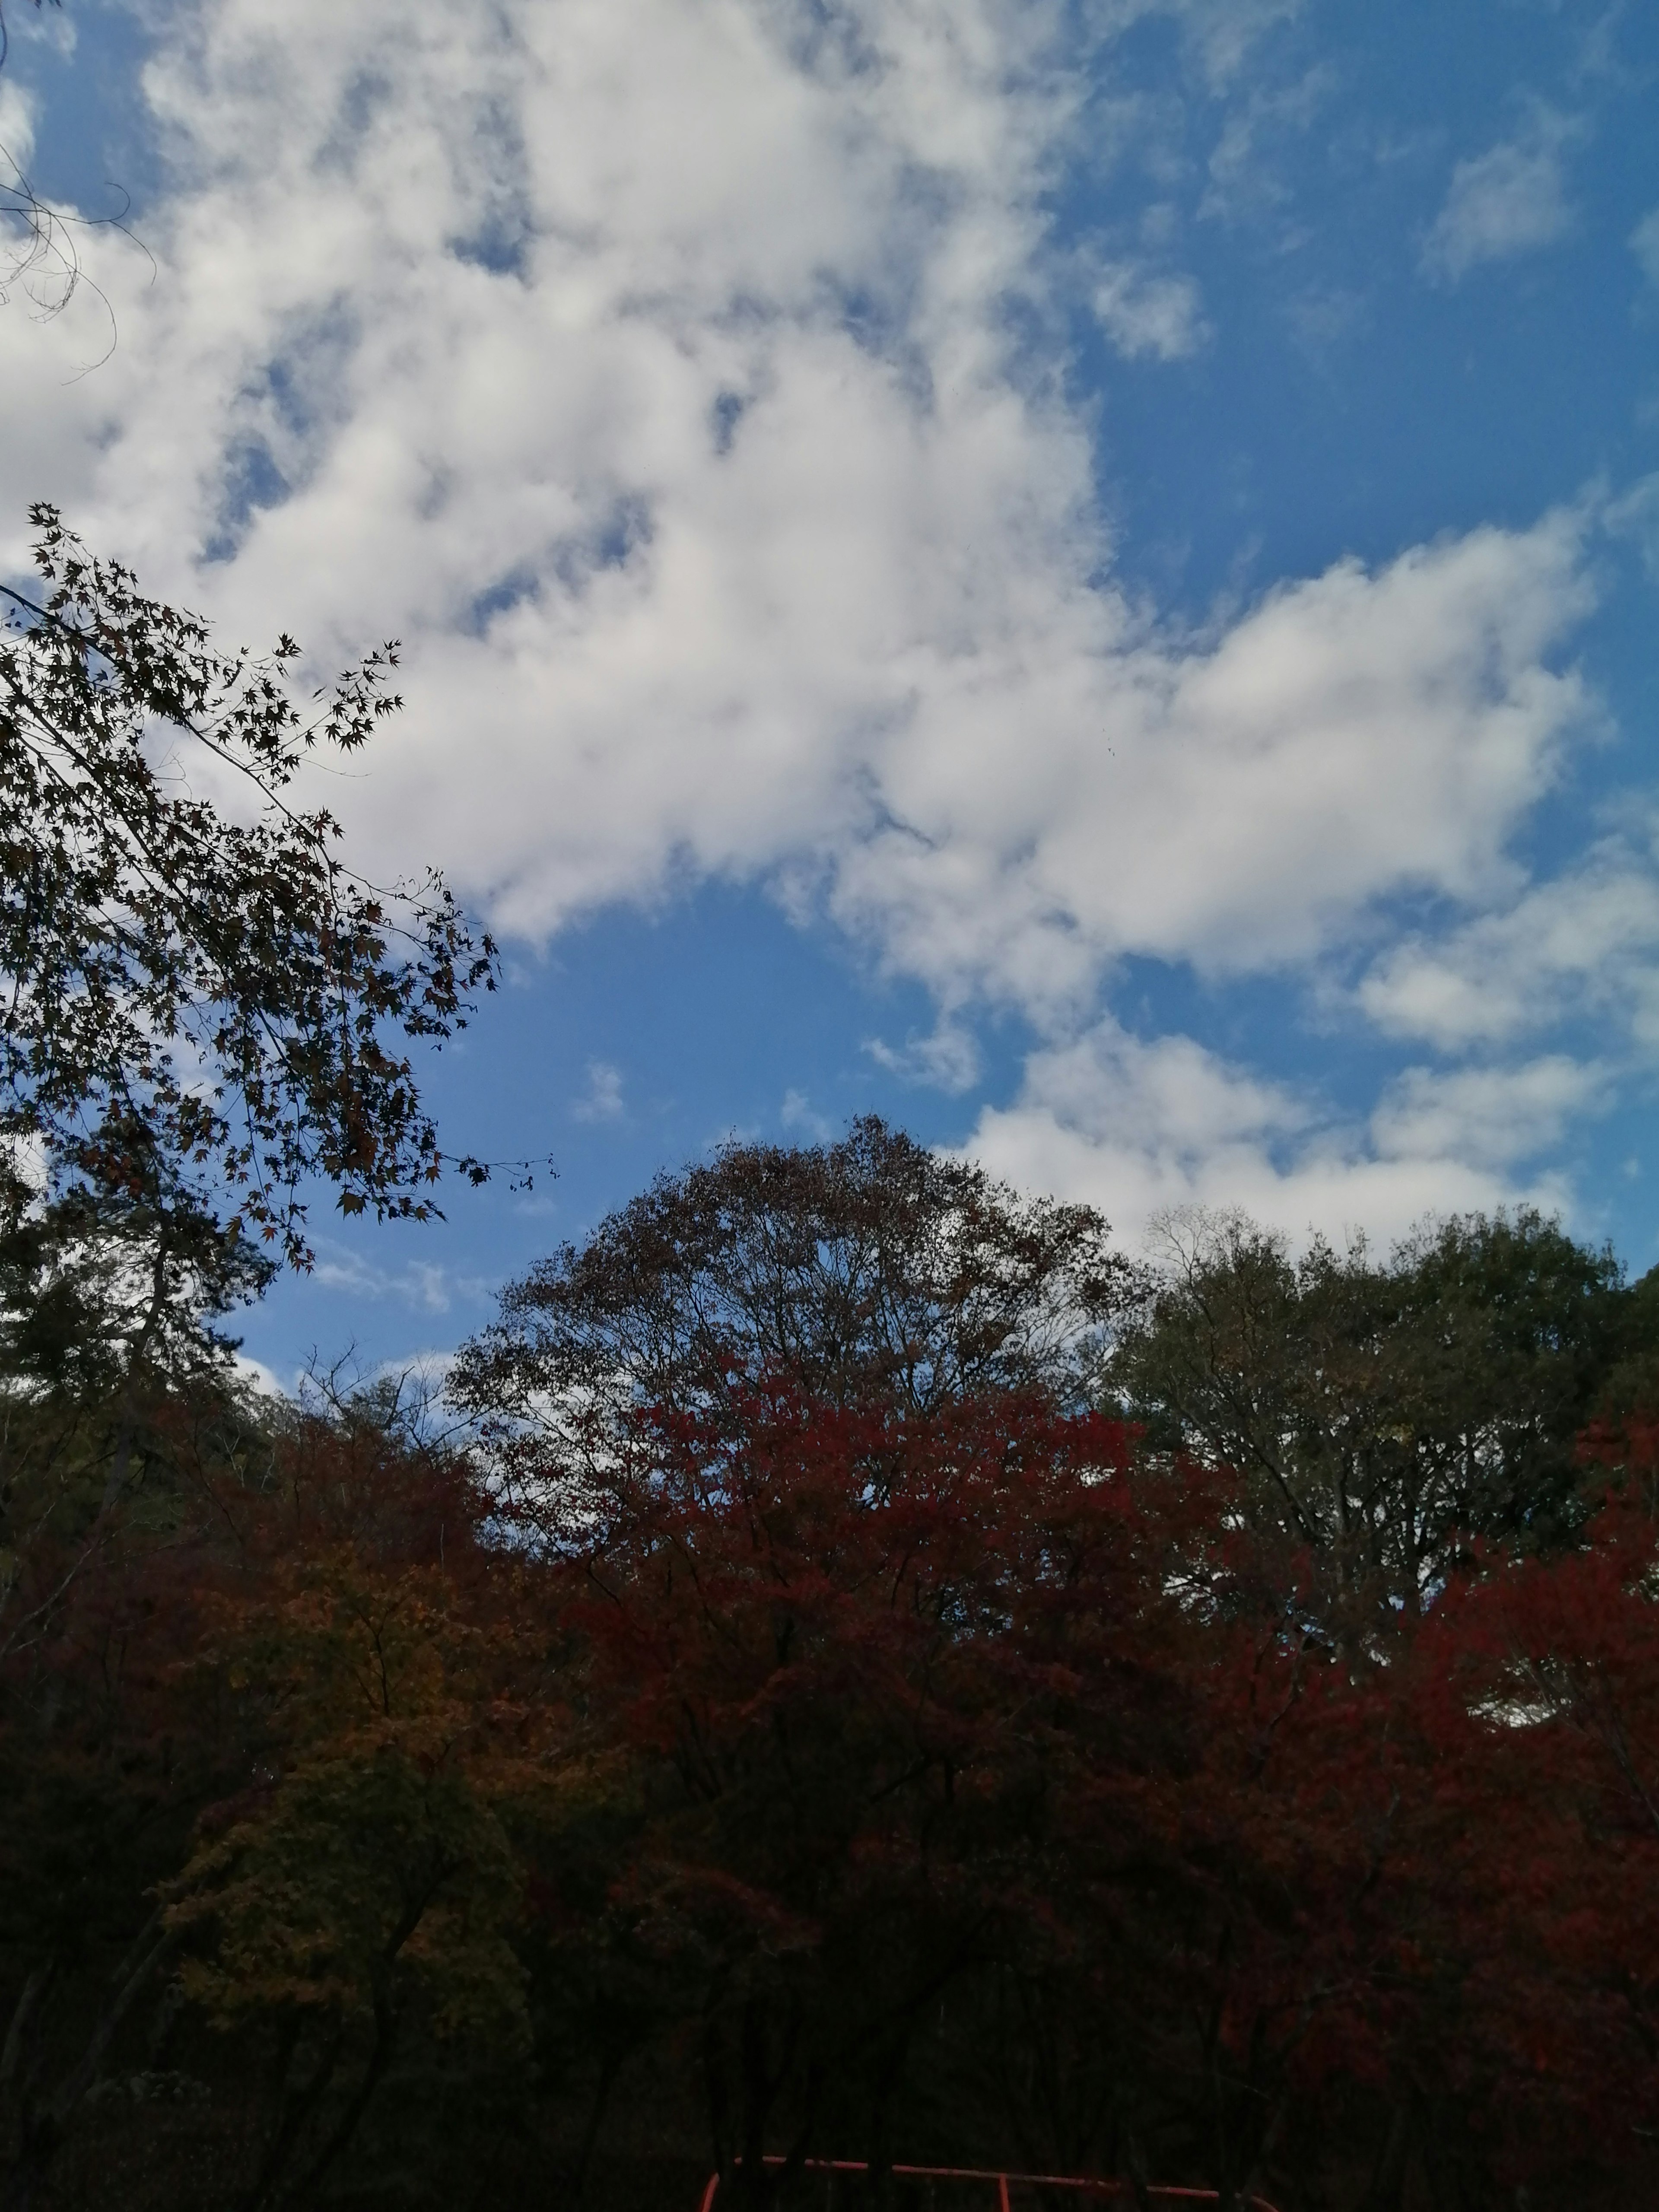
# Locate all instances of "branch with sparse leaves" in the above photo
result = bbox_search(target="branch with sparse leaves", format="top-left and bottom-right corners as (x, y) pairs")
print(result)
(0, 505), (502, 1269)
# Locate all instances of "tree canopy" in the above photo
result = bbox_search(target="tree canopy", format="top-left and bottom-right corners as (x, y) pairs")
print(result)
(1103, 1203), (1630, 1621)
(451, 1116), (1124, 1538)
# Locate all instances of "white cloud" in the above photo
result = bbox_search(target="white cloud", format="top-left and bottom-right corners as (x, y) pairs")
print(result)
(1286, 284), (1368, 359)
(1091, 259), (1208, 358)
(5, 3), (74, 62)
(0, 80), (37, 173)
(963, 1018), (1542, 1252)
(1177, 0), (1304, 92)
(780, 1087), (835, 1141)
(282, 1346), (462, 1427)
(310, 1248), (460, 1314)
(1371, 1056), (1611, 1172)
(830, 509), (1589, 1015)
(863, 1017), (982, 1090)
(232, 1350), (284, 1397)
(1422, 106), (1581, 283)
(1358, 834), (1659, 1052)
(1632, 209), (1659, 290)
(572, 1060), (626, 1123)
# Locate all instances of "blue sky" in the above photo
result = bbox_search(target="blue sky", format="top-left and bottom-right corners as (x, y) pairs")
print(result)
(5, 0), (1659, 1385)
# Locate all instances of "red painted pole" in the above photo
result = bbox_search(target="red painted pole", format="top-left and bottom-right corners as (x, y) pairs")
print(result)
(696, 2159), (1282, 2212)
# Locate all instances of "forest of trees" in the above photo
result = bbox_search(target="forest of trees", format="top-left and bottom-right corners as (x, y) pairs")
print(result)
(5, 524), (1659, 2212)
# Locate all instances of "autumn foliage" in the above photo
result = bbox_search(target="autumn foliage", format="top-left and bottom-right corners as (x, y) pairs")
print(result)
(6, 1143), (1659, 2209)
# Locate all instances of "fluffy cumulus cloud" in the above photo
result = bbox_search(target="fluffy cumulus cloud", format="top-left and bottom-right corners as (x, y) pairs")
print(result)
(1359, 830), (1659, 1054)
(826, 512), (1590, 1011)
(1370, 1057), (1611, 1174)
(963, 1020), (1549, 1252)
(0, 0), (1623, 1246)
(1421, 103), (1581, 283)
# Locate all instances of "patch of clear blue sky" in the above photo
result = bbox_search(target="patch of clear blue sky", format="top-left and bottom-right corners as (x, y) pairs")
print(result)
(5, 0), (157, 213)
(9, 0), (1659, 1379)
(1079, 4), (1659, 613)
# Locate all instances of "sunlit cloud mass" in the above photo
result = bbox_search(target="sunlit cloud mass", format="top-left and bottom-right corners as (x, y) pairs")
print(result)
(5, 0), (1659, 1378)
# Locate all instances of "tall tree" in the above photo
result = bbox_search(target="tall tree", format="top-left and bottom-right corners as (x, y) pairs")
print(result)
(523, 1369), (1175, 2210)
(1105, 1204), (1626, 1615)
(451, 1116), (1124, 1535)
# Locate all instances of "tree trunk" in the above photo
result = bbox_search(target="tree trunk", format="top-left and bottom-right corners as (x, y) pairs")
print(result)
(245, 2015), (343, 2212)
(278, 1988), (401, 2206)
(0, 1964), (54, 2108)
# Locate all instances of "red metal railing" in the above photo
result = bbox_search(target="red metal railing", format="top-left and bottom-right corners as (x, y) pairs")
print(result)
(697, 2158), (1282, 2212)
